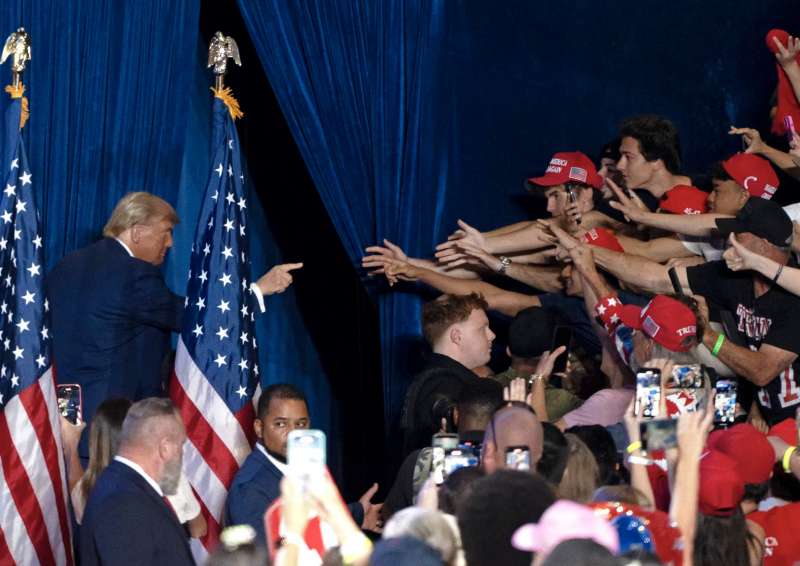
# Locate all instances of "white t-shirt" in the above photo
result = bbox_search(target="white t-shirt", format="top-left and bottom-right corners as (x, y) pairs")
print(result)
(679, 235), (725, 262)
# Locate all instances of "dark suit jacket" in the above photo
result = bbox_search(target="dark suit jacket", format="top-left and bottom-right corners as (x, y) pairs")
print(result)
(225, 447), (364, 545)
(80, 460), (194, 566)
(225, 447), (282, 545)
(48, 238), (184, 457)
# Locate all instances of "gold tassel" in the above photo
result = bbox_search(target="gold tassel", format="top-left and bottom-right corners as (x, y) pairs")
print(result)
(211, 86), (244, 121)
(4, 84), (29, 129)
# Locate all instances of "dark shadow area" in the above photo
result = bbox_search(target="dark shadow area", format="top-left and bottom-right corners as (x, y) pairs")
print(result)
(198, 0), (387, 499)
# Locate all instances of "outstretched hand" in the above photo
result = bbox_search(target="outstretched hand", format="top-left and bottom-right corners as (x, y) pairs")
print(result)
(728, 126), (766, 155)
(435, 219), (488, 265)
(361, 239), (409, 276)
(358, 482), (383, 533)
(256, 262), (303, 295)
(722, 233), (764, 272)
(606, 178), (648, 223)
(773, 34), (800, 70)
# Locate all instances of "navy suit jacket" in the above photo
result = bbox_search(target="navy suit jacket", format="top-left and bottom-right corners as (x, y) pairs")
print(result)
(80, 460), (194, 566)
(48, 238), (184, 457)
(225, 448), (364, 545)
(225, 447), (282, 545)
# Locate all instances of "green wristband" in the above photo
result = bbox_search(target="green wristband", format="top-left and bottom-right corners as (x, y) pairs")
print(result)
(711, 333), (725, 357)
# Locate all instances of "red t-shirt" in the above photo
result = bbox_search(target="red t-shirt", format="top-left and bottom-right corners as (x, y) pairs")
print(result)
(749, 503), (800, 565)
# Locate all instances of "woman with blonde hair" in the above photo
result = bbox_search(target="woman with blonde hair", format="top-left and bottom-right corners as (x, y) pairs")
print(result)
(558, 433), (600, 503)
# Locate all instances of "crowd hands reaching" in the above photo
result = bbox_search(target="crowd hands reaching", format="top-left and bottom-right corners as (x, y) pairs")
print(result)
(356, 29), (800, 566)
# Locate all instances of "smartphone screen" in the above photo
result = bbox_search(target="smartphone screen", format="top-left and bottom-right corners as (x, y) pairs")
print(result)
(785, 115), (796, 144)
(635, 368), (661, 418)
(640, 419), (677, 452)
(56, 384), (82, 425)
(505, 446), (531, 471)
(671, 364), (703, 389)
(550, 326), (572, 375)
(444, 445), (479, 478)
(287, 429), (326, 487)
(714, 380), (737, 425)
(565, 185), (582, 225)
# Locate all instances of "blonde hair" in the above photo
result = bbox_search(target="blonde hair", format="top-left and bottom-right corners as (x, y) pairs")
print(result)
(102, 192), (179, 238)
(558, 433), (600, 503)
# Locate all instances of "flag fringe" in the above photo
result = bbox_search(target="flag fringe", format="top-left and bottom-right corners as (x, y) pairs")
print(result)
(4, 84), (29, 129)
(210, 86), (244, 121)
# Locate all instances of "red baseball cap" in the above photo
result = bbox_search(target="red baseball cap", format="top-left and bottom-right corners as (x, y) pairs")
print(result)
(707, 423), (774, 484)
(768, 418), (797, 447)
(722, 153), (779, 200)
(659, 185), (708, 215)
(699, 450), (745, 517)
(580, 227), (625, 253)
(617, 295), (697, 352)
(527, 151), (603, 189)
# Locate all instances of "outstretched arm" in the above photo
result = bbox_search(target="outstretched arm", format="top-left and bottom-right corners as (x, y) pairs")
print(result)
(383, 259), (540, 317)
(729, 127), (800, 175)
(724, 232), (800, 296)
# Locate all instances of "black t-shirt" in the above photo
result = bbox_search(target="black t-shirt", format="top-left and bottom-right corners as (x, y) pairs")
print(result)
(402, 353), (487, 454)
(686, 261), (800, 424)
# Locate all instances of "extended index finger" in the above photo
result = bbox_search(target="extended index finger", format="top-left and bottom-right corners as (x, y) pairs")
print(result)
(281, 262), (304, 271)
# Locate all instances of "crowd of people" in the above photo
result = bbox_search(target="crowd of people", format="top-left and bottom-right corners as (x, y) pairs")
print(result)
(57, 28), (800, 566)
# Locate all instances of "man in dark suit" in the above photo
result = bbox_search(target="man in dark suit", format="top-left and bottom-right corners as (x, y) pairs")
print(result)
(49, 192), (301, 459)
(225, 383), (379, 544)
(81, 397), (194, 566)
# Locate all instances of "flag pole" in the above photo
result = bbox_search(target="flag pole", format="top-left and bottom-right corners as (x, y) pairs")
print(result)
(1, 27), (32, 90)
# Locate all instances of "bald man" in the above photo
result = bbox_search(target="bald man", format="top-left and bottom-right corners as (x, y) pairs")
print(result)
(481, 404), (544, 474)
(80, 398), (194, 566)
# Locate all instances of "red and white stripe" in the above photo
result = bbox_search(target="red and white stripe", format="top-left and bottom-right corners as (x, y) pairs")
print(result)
(0, 368), (73, 566)
(170, 337), (255, 562)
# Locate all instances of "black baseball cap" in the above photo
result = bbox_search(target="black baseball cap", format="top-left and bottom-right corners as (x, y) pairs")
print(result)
(508, 307), (557, 359)
(715, 197), (793, 248)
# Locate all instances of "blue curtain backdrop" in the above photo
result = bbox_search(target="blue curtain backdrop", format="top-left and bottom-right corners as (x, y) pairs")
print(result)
(237, 0), (465, 433)
(0, 3), (336, 459)
(237, 0), (800, 434)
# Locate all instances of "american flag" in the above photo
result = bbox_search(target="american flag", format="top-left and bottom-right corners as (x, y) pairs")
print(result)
(0, 88), (73, 564)
(169, 93), (259, 561)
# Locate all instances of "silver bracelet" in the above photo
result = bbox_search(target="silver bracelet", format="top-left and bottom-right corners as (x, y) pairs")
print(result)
(497, 255), (511, 274)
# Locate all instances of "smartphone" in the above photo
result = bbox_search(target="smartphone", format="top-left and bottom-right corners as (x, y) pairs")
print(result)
(635, 368), (661, 418)
(671, 364), (703, 389)
(56, 384), (82, 425)
(785, 115), (796, 144)
(287, 429), (326, 487)
(505, 446), (531, 471)
(565, 185), (582, 225)
(714, 380), (738, 425)
(550, 326), (572, 375)
(431, 433), (459, 485)
(640, 419), (677, 452)
(444, 445), (479, 478)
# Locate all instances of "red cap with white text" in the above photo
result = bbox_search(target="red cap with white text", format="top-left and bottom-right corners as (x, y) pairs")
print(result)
(527, 151), (603, 189)
(659, 185), (708, 215)
(617, 295), (697, 352)
(722, 153), (779, 200)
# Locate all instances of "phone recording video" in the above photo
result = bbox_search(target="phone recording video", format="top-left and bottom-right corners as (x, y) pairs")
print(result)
(640, 419), (677, 452)
(670, 364), (703, 389)
(635, 368), (661, 418)
(550, 325), (572, 375)
(714, 380), (737, 425)
(785, 115), (796, 144)
(444, 445), (479, 478)
(287, 429), (326, 488)
(565, 184), (582, 225)
(56, 384), (82, 425)
(505, 446), (531, 471)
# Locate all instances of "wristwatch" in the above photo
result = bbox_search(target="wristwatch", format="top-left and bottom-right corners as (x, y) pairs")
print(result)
(497, 255), (512, 274)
